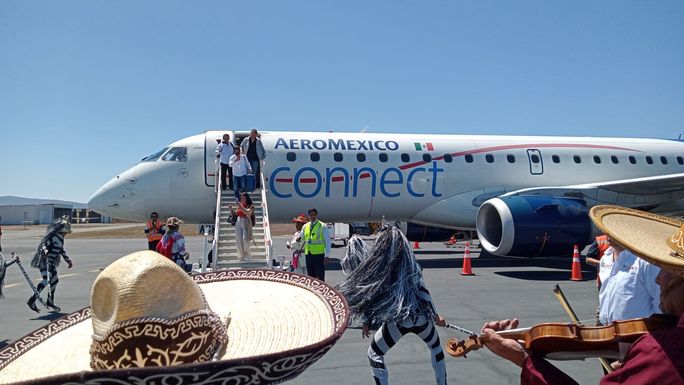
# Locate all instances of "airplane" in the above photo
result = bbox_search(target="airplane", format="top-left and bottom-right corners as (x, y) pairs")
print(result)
(88, 131), (684, 257)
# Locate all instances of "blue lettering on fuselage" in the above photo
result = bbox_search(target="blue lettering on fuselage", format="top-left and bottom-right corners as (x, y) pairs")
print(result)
(269, 161), (443, 199)
(274, 138), (400, 151)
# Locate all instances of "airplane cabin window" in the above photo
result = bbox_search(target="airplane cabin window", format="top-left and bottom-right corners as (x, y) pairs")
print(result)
(507, 154), (516, 163)
(401, 153), (410, 162)
(357, 153), (366, 162)
(552, 155), (560, 163)
(379, 153), (388, 162)
(530, 154), (540, 163)
(287, 152), (296, 162)
(611, 155), (619, 164)
(660, 156), (668, 165)
(486, 154), (494, 163)
(593, 155), (601, 164)
(678, 156), (684, 165)
(444, 154), (453, 163)
(629, 156), (637, 164)
(645, 156), (653, 165)
(573, 155), (581, 164)
(334, 152), (343, 162)
(161, 147), (187, 162)
(465, 154), (473, 163)
(422, 154), (432, 163)
(141, 147), (169, 162)
(310, 153), (320, 162)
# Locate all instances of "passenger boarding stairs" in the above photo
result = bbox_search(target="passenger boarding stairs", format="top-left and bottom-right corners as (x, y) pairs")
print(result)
(211, 163), (273, 269)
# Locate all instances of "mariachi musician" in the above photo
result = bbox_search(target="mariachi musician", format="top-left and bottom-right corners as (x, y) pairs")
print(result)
(480, 206), (684, 385)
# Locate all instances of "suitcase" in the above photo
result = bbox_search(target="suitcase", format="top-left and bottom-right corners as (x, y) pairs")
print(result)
(245, 174), (256, 192)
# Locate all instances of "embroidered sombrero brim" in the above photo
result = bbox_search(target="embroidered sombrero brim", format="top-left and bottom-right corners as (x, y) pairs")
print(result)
(0, 269), (349, 385)
(590, 205), (684, 276)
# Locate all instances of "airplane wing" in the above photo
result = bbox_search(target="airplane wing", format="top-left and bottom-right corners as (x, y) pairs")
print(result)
(502, 172), (684, 210)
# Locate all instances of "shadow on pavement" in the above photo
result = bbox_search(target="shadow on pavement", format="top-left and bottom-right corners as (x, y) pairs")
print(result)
(30, 312), (67, 321)
(495, 270), (595, 281)
(0, 339), (8, 349)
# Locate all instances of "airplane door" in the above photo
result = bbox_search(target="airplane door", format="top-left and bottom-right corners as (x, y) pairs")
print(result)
(527, 149), (543, 175)
(204, 131), (227, 187)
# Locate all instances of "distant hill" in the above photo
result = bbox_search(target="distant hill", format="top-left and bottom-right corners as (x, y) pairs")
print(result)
(0, 195), (88, 209)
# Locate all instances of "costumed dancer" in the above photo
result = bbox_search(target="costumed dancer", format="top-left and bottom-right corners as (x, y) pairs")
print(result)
(27, 216), (73, 312)
(1, 252), (19, 298)
(156, 217), (191, 272)
(338, 225), (448, 385)
(340, 234), (368, 276)
(286, 214), (309, 274)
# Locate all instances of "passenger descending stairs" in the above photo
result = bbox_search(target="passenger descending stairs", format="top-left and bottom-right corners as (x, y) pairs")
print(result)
(215, 189), (270, 268)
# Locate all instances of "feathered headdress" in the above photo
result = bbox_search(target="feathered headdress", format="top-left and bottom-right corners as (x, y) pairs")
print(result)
(337, 225), (434, 327)
(340, 235), (369, 276)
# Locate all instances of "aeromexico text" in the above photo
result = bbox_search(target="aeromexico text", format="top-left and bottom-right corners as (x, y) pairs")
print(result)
(269, 162), (444, 199)
(274, 138), (400, 151)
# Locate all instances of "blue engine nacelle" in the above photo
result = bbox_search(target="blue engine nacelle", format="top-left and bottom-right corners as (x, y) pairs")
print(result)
(476, 196), (592, 257)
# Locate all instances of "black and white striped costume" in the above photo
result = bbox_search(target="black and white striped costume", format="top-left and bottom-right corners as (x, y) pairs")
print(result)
(368, 286), (446, 385)
(338, 225), (447, 385)
(27, 217), (72, 311)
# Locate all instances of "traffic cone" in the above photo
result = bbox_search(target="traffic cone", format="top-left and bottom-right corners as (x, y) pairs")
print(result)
(570, 244), (583, 281)
(413, 241), (421, 249)
(461, 242), (475, 276)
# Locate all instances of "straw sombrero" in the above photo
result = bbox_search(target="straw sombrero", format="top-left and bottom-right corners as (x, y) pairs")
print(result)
(0, 251), (348, 384)
(590, 205), (684, 277)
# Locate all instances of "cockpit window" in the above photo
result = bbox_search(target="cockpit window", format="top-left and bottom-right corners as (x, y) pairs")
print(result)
(162, 147), (188, 162)
(141, 147), (169, 162)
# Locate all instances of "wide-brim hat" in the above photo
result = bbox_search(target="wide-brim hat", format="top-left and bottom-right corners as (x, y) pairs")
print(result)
(292, 214), (308, 223)
(0, 252), (349, 385)
(590, 205), (684, 277)
(166, 216), (183, 226)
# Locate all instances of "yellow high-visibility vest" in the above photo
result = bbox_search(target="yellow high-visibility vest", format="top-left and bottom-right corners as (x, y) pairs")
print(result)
(303, 221), (326, 255)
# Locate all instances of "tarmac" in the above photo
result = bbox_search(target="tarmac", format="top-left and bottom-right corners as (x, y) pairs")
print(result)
(0, 225), (603, 385)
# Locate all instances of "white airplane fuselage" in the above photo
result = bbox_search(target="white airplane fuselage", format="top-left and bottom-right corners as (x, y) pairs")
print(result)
(88, 130), (684, 255)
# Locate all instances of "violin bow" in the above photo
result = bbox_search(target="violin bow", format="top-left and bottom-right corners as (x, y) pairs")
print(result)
(553, 284), (613, 373)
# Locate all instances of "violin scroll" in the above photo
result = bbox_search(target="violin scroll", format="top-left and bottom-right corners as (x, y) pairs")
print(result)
(445, 335), (483, 358)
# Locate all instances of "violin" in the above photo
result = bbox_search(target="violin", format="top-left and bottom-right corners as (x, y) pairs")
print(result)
(446, 316), (676, 360)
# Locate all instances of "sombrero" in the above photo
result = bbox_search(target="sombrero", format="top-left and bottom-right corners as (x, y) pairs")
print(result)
(292, 214), (308, 223)
(590, 205), (684, 277)
(0, 251), (348, 384)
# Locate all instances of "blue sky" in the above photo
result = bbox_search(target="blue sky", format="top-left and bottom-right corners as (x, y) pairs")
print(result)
(1, 1), (682, 203)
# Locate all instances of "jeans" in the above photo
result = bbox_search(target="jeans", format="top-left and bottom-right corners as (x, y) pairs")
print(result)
(233, 175), (247, 200)
(249, 160), (261, 188)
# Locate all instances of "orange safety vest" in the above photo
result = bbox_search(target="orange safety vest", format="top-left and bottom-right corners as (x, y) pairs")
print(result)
(146, 220), (163, 242)
(595, 235), (610, 258)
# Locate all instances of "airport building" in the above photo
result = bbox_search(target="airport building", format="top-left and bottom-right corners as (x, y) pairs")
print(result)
(0, 204), (111, 225)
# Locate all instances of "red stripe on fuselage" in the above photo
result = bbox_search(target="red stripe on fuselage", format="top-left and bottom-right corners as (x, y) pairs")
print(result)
(274, 143), (640, 183)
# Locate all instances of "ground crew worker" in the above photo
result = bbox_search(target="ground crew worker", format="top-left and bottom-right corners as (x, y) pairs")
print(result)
(585, 234), (610, 289)
(300, 208), (331, 281)
(144, 212), (165, 251)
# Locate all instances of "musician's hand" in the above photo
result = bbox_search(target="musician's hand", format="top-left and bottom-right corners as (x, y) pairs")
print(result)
(362, 325), (371, 339)
(435, 314), (446, 327)
(611, 361), (623, 370)
(67, 260), (73, 269)
(481, 319), (528, 367)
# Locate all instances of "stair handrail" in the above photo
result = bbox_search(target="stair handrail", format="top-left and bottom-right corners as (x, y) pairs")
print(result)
(212, 158), (222, 270)
(259, 159), (273, 268)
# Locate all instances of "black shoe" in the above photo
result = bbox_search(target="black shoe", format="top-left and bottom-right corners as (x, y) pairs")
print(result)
(46, 300), (61, 312)
(27, 299), (39, 313)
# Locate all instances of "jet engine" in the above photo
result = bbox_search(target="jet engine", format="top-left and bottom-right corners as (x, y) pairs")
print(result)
(476, 196), (592, 257)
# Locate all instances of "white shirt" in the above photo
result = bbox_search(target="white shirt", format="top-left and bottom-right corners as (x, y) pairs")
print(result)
(228, 154), (251, 177)
(216, 142), (235, 164)
(598, 250), (661, 325)
(597, 247), (615, 285)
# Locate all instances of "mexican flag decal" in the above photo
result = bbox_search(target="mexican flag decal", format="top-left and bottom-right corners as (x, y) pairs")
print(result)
(414, 142), (434, 151)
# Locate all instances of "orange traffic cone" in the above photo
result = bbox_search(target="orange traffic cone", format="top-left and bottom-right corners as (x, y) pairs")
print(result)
(461, 242), (475, 276)
(413, 241), (421, 249)
(570, 244), (583, 281)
